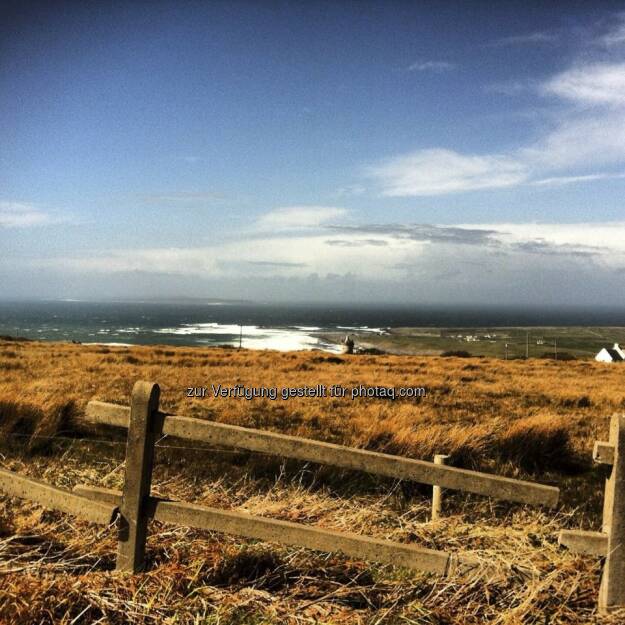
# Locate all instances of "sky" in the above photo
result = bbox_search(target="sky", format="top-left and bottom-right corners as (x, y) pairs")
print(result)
(2, 0), (625, 305)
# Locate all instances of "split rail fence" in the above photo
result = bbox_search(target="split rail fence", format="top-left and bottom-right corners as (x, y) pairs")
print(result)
(1, 380), (622, 613)
(558, 413), (625, 614)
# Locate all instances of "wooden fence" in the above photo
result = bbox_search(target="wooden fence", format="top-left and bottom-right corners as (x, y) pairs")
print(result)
(9, 379), (611, 603)
(77, 381), (559, 577)
(559, 413), (625, 614)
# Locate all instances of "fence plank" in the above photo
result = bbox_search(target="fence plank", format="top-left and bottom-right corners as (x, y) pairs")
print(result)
(0, 468), (117, 524)
(116, 381), (160, 572)
(558, 529), (608, 556)
(74, 484), (449, 575)
(85, 401), (131, 429)
(593, 441), (615, 466)
(598, 414), (625, 613)
(85, 401), (559, 507)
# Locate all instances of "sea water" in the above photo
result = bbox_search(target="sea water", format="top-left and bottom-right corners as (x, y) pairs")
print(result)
(0, 300), (624, 353)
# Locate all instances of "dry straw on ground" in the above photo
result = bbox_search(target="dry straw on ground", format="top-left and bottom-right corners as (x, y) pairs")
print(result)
(1, 338), (624, 624)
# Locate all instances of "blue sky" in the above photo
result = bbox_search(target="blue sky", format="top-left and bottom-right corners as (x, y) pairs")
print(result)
(2, 1), (625, 304)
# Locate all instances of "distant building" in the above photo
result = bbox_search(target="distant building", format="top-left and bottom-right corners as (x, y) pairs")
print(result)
(342, 334), (354, 354)
(595, 343), (625, 363)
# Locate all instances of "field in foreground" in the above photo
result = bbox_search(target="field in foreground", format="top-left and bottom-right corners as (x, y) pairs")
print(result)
(1, 338), (625, 624)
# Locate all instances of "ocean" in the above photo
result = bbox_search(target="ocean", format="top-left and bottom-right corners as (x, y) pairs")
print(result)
(1, 300), (624, 352)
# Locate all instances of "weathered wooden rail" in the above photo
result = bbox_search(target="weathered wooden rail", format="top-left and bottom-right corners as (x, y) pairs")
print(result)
(0, 380), (561, 584)
(72, 484), (451, 574)
(559, 414), (625, 614)
(0, 468), (118, 525)
(85, 400), (559, 507)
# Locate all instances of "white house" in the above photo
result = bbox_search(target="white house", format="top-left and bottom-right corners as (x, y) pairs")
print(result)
(595, 343), (625, 363)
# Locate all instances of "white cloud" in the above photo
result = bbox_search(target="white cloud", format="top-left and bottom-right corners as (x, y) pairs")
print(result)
(408, 60), (455, 72)
(256, 206), (348, 230)
(488, 31), (558, 47)
(369, 45), (625, 196)
(368, 149), (528, 197)
(484, 80), (533, 96)
(524, 110), (625, 170)
(0, 202), (51, 228)
(29, 220), (625, 304)
(58, 248), (220, 275)
(44, 221), (625, 279)
(598, 14), (625, 47)
(486, 221), (625, 248)
(602, 25), (625, 47)
(543, 62), (625, 106)
(478, 222), (625, 268)
(141, 192), (224, 204)
(333, 184), (366, 198)
(532, 171), (625, 186)
(48, 233), (415, 279)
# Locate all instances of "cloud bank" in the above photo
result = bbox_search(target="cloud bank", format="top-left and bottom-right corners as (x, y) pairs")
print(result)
(256, 206), (347, 230)
(0, 202), (52, 228)
(13, 208), (623, 304)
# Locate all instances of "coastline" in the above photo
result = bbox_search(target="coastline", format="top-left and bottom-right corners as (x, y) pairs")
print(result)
(4, 324), (625, 359)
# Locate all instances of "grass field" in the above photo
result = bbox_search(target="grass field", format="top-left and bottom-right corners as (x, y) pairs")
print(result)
(1, 337), (625, 623)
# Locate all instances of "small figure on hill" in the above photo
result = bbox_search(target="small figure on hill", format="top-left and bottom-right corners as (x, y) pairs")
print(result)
(342, 334), (354, 354)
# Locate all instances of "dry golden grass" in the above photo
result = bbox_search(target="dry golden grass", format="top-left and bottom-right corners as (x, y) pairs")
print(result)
(1, 338), (624, 624)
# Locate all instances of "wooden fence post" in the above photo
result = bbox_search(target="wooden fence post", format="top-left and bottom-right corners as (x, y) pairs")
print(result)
(432, 454), (450, 521)
(116, 381), (160, 572)
(598, 414), (625, 614)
